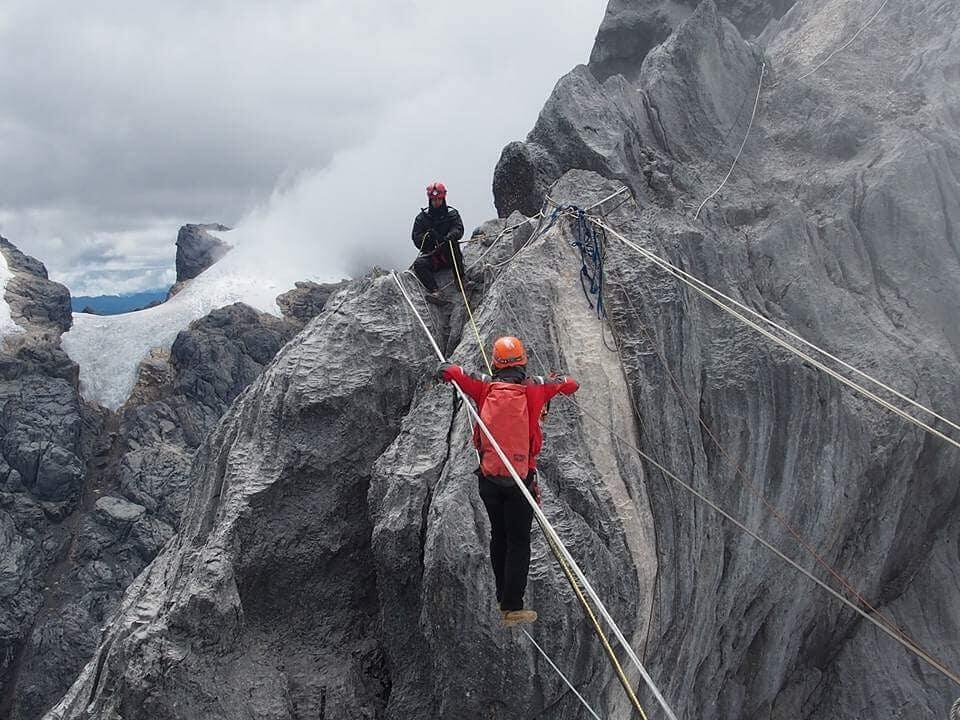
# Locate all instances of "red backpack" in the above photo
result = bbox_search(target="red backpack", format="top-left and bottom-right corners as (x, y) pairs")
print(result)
(477, 382), (530, 480)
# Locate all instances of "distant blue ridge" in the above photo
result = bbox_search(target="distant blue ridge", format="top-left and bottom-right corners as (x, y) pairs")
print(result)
(71, 288), (170, 315)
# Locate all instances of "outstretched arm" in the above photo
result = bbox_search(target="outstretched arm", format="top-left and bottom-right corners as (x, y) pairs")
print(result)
(437, 363), (487, 403)
(540, 374), (579, 401)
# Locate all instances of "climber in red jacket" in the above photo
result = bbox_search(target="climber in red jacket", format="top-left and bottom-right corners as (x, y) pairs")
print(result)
(438, 336), (579, 626)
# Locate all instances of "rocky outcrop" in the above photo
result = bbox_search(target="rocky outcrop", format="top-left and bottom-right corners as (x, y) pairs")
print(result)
(1, 289), (296, 718)
(494, 0), (773, 218)
(504, 0), (960, 717)
(0, 238), (95, 720)
(492, 61), (678, 217)
(47, 263), (655, 719)
(0, 238), (72, 340)
(276, 280), (347, 329)
(589, 0), (795, 82)
(174, 223), (231, 284)
(38, 1), (960, 718)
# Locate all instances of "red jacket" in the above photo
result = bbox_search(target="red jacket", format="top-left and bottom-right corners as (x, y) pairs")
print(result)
(442, 365), (579, 470)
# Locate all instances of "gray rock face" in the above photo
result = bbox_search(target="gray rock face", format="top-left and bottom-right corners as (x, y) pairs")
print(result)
(45, 262), (657, 719)
(0, 238), (93, 720)
(1, 238), (72, 339)
(492, 62), (677, 217)
(276, 280), (346, 329)
(38, 1), (960, 718)
(174, 223), (231, 282)
(491, 141), (559, 218)
(506, 0), (960, 717)
(493, 0), (773, 218)
(589, 0), (795, 82)
(2, 297), (296, 719)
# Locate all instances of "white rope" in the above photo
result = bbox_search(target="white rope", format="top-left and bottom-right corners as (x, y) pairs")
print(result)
(403, 212), (960, 691)
(585, 186), (631, 212)
(473, 202), (960, 446)
(390, 271), (679, 720)
(445, 189), (630, 291)
(498, 262), (960, 690)
(520, 627), (605, 720)
(601, 216), (960, 436)
(545, 186), (631, 215)
(694, 62), (766, 220)
(590, 217), (960, 452)
(471, 212), (544, 268)
(795, 0), (892, 82)
(434, 212), (547, 293)
(572, 399), (960, 688)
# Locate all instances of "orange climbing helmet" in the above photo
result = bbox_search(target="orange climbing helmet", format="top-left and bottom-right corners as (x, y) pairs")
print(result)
(492, 336), (527, 369)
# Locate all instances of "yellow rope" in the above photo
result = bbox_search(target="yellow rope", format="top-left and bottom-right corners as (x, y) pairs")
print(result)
(540, 520), (648, 719)
(449, 254), (646, 717)
(449, 238), (493, 375)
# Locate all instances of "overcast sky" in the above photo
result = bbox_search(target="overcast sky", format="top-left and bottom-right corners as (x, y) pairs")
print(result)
(0, 1), (606, 296)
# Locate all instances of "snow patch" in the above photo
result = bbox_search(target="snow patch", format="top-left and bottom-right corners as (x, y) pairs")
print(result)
(62, 242), (335, 411)
(0, 253), (24, 339)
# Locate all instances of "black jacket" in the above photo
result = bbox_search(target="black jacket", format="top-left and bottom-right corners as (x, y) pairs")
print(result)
(412, 205), (464, 253)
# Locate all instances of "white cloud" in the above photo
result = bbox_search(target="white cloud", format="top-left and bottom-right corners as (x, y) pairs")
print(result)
(0, 1), (605, 295)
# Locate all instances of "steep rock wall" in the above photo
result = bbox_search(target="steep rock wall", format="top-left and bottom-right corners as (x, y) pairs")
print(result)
(42, 0), (960, 718)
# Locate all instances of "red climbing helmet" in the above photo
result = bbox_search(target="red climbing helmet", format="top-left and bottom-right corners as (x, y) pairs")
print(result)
(426, 182), (447, 200)
(492, 336), (527, 369)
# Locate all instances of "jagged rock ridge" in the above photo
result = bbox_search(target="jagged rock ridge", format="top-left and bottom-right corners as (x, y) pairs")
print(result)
(176, 224), (232, 282)
(589, 0), (794, 82)
(0, 237), (95, 720)
(41, 0), (960, 718)
(0, 229), (325, 717)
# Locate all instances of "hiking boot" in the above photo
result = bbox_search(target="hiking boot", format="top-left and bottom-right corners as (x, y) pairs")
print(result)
(425, 290), (447, 306)
(502, 609), (538, 626)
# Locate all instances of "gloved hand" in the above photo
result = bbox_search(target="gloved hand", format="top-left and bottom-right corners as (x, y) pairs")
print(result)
(529, 476), (542, 506)
(436, 362), (456, 383)
(539, 400), (551, 421)
(421, 232), (438, 252)
(550, 372), (579, 394)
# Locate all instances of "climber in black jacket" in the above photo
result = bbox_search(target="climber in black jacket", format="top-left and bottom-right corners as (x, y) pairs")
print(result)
(411, 181), (465, 303)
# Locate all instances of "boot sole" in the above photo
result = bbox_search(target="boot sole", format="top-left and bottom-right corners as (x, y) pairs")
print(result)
(502, 611), (538, 626)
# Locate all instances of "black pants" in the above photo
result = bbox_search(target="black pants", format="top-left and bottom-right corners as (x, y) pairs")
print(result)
(412, 244), (464, 292)
(478, 474), (535, 611)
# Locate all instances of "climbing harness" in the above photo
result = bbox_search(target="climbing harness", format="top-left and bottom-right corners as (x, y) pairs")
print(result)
(391, 271), (678, 720)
